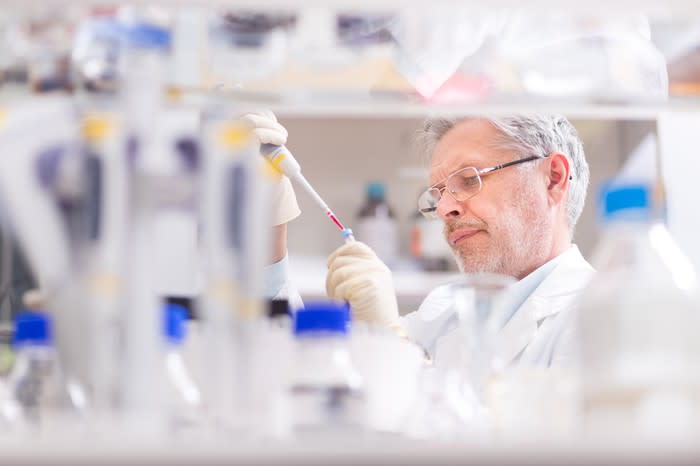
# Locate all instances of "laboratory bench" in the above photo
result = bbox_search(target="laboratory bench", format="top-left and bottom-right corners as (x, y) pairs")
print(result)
(2, 437), (700, 465)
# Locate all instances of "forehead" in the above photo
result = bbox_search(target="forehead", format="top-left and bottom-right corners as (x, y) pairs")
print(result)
(429, 119), (511, 185)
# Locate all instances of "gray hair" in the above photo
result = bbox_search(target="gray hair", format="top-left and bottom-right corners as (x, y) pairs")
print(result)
(416, 115), (589, 236)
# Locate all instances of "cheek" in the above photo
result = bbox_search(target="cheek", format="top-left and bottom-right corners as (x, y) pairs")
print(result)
(469, 190), (512, 227)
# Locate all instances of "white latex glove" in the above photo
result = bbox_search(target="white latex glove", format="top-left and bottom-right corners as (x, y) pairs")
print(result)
(326, 241), (406, 337)
(241, 110), (301, 226)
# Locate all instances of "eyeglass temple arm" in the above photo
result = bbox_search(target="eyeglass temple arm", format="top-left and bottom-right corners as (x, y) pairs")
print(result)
(478, 155), (544, 175)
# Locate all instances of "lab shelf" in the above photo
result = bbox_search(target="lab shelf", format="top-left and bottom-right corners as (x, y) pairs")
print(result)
(32, 0), (700, 16)
(174, 88), (700, 121)
(265, 100), (698, 121)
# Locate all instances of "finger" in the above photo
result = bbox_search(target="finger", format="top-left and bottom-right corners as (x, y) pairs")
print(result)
(252, 109), (277, 122)
(327, 255), (364, 278)
(333, 278), (376, 318)
(326, 262), (359, 295)
(326, 241), (375, 267)
(241, 111), (279, 128)
(241, 114), (288, 142)
(253, 127), (287, 146)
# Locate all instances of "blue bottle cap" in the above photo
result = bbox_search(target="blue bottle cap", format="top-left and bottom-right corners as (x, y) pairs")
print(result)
(163, 303), (188, 345)
(367, 182), (385, 201)
(599, 183), (651, 221)
(294, 301), (350, 336)
(14, 311), (52, 347)
(121, 22), (171, 49)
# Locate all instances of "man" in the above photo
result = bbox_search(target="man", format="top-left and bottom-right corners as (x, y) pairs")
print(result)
(327, 115), (594, 368)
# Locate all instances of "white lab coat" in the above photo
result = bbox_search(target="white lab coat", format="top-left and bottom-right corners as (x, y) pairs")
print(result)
(402, 246), (595, 369)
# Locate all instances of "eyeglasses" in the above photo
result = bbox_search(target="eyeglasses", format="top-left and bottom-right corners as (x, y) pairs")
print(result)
(417, 155), (546, 219)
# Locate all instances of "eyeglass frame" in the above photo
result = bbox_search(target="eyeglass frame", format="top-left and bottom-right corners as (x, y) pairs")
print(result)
(418, 154), (557, 218)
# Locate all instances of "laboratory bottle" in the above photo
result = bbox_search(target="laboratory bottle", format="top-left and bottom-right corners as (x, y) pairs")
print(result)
(267, 299), (292, 329)
(162, 303), (202, 434)
(356, 182), (398, 266)
(119, 20), (172, 434)
(578, 184), (700, 438)
(288, 302), (366, 437)
(2, 311), (84, 434)
(410, 209), (453, 272)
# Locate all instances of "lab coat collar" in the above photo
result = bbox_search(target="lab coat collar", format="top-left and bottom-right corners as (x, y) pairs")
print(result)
(495, 245), (594, 365)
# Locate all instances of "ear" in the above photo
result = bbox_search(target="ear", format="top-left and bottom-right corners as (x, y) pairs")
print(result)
(545, 152), (570, 206)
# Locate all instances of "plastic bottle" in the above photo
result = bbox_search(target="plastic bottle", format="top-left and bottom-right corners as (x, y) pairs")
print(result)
(356, 182), (398, 265)
(162, 303), (202, 434)
(288, 302), (366, 437)
(410, 208), (454, 272)
(578, 184), (700, 438)
(2, 311), (85, 434)
(118, 21), (172, 434)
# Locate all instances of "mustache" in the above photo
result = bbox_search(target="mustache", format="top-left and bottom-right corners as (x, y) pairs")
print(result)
(443, 218), (488, 235)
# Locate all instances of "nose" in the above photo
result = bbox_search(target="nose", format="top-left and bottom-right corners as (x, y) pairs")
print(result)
(436, 190), (464, 220)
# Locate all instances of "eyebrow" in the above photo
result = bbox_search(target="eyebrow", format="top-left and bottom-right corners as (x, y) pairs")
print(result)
(429, 163), (475, 189)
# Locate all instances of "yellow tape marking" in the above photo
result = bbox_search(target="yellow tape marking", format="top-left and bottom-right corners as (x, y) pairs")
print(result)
(82, 115), (114, 141)
(219, 125), (252, 149)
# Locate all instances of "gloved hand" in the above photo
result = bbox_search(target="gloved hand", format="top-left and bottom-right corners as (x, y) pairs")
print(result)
(241, 110), (301, 226)
(326, 241), (406, 337)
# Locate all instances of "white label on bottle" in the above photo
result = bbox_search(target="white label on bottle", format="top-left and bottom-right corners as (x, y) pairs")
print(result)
(357, 217), (398, 265)
(419, 218), (452, 258)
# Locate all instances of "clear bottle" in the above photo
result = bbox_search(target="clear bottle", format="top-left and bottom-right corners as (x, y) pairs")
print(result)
(578, 184), (700, 438)
(410, 206), (454, 272)
(356, 182), (398, 266)
(2, 311), (85, 435)
(162, 303), (202, 434)
(288, 302), (366, 437)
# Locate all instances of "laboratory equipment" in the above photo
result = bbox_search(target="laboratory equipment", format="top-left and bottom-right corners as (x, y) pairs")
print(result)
(388, 7), (494, 98)
(117, 21), (173, 436)
(261, 143), (354, 242)
(267, 299), (292, 328)
(0, 96), (95, 408)
(409, 206), (454, 272)
(416, 274), (515, 435)
(356, 182), (398, 266)
(198, 114), (271, 432)
(348, 327), (423, 433)
(497, 13), (668, 101)
(2, 311), (85, 435)
(208, 11), (294, 82)
(79, 110), (130, 421)
(162, 303), (202, 434)
(402, 368), (477, 440)
(72, 18), (122, 94)
(578, 183), (700, 439)
(443, 274), (515, 385)
(288, 301), (366, 437)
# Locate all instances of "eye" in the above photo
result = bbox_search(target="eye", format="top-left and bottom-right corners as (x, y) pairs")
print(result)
(466, 175), (479, 186)
(455, 174), (479, 190)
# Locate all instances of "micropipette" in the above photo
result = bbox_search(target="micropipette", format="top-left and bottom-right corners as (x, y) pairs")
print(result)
(261, 143), (355, 243)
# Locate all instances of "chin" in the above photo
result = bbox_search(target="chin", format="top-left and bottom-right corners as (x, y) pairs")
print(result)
(452, 249), (498, 275)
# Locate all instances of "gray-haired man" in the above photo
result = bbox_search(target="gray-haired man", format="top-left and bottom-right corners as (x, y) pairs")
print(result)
(327, 115), (594, 368)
